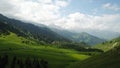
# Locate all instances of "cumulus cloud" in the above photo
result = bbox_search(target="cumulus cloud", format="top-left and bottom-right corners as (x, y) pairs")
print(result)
(103, 3), (120, 11)
(56, 12), (120, 33)
(0, 0), (120, 33)
(55, 0), (69, 7)
(0, 0), (69, 24)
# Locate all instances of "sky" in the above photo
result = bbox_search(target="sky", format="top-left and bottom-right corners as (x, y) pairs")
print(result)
(0, 0), (120, 34)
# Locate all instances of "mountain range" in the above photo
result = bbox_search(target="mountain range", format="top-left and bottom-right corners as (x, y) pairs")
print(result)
(0, 14), (106, 45)
(51, 28), (106, 45)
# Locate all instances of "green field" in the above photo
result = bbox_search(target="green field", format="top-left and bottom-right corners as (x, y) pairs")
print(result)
(0, 33), (90, 68)
(67, 38), (120, 68)
(1, 33), (119, 68)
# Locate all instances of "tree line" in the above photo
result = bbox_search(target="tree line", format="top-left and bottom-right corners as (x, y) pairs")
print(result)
(0, 55), (48, 68)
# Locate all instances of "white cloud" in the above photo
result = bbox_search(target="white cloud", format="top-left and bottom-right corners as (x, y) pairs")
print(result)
(55, 0), (69, 7)
(56, 12), (120, 33)
(0, 0), (69, 25)
(37, 0), (53, 3)
(103, 3), (120, 11)
(0, 0), (120, 33)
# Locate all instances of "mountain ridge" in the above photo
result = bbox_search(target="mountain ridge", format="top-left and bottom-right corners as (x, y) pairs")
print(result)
(0, 14), (70, 43)
(51, 28), (106, 45)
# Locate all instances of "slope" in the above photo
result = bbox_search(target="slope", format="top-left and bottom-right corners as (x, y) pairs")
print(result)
(0, 14), (70, 44)
(67, 37), (120, 68)
(94, 37), (120, 51)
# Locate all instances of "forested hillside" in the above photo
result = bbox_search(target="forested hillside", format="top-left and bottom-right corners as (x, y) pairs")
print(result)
(0, 14), (70, 43)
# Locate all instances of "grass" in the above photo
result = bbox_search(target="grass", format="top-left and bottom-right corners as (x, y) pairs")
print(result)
(0, 33), (90, 68)
(94, 37), (120, 52)
(67, 38), (120, 68)
(67, 49), (120, 68)
(93, 42), (114, 52)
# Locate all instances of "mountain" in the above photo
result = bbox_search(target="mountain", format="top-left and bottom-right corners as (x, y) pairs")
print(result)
(51, 28), (106, 45)
(0, 14), (92, 50)
(0, 14), (70, 43)
(88, 30), (120, 40)
(67, 37), (120, 68)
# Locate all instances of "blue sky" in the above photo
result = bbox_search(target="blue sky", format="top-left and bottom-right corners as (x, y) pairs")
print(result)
(62, 0), (120, 15)
(0, 0), (120, 35)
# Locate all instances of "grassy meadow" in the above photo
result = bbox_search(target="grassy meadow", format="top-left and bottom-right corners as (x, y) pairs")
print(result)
(0, 33), (90, 68)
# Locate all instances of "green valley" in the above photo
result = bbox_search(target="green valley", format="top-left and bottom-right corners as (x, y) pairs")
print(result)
(0, 10), (120, 68)
(0, 33), (90, 68)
